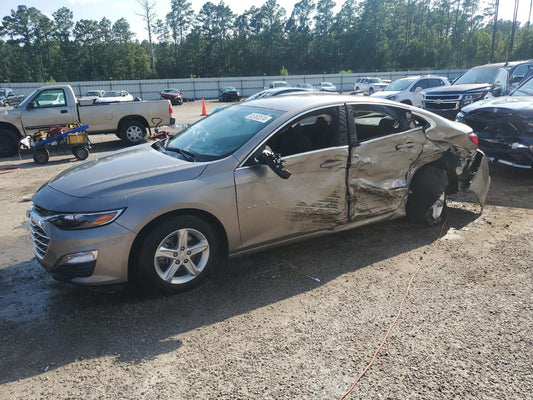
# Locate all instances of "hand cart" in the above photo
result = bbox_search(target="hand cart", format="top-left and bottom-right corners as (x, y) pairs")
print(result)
(25, 124), (90, 164)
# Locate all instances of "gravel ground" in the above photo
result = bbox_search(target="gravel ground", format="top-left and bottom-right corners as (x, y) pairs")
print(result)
(0, 100), (532, 399)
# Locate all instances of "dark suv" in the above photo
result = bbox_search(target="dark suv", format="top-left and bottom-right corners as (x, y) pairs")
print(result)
(0, 88), (25, 107)
(422, 60), (533, 119)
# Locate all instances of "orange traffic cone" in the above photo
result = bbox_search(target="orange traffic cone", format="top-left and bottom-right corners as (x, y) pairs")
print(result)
(201, 98), (207, 116)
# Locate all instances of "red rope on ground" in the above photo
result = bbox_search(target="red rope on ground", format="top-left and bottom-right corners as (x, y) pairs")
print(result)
(339, 219), (448, 400)
(0, 166), (20, 174)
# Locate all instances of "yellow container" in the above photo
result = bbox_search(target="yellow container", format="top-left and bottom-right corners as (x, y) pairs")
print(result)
(67, 133), (87, 144)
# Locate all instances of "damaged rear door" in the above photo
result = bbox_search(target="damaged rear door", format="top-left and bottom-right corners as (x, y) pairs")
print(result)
(347, 104), (427, 220)
(234, 106), (349, 249)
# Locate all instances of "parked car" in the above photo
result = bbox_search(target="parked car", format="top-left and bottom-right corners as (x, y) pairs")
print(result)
(160, 88), (183, 105)
(317, 82), (337, 92)
(27, 95), (490, 293)
(0, 88), (25, 107)
(218, 87), (240, 102)
(456, 75), (533, 169)
(78, 90), (105, 105)
(371, 76), (450, 107)
(267, 81), (289, 89)
(354, 77), (389, 95)
(0, 84), (174, 156)
(422, 60), (533, 119)
(295, 83), (314, 89)
(245, 87), (314, 101)
(95, 90), (135, 103)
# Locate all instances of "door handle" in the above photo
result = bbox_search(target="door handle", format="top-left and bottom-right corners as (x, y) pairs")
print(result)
(395, 143), (414, 150)
(60, 109), (68, 113)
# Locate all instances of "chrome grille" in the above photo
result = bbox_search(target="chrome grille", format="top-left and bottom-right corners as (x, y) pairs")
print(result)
(29, 210), (51, 259)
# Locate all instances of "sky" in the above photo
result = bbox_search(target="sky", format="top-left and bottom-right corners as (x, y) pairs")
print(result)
(0, 0), (531, 42)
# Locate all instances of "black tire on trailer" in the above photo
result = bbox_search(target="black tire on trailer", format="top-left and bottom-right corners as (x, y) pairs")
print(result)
(0, 129), (20, 158)
(406, 165), (448, 226)
(73, 146), (89, 160)
(33, 148), (50, 164)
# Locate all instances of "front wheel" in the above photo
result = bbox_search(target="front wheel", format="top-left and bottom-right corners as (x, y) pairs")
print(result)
(0, 129), (19, 158)
(368, 87), (374, 95)
(33, 148), (49, 164)
(406, 165), (448, 226)
(119, 119), (147, 145)
(134, 215), (221, 293)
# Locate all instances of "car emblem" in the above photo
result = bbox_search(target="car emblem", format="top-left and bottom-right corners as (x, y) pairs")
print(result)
(435, 99), (442, 104)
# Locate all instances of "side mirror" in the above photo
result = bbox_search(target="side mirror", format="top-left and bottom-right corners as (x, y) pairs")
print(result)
(414, 86), (422, 92)
(492, 86), (503, 97)
(256, 146), (291, 179)
(26, 101), (35, 110)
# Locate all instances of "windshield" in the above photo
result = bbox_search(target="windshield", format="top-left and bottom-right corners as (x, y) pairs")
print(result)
(166, 105), (283, 160)
(321, 82), (334, 87)
(511, 77), (533, 96)
(104, 91), (120, 97)
(384, 78), (416, 91)
(454, 66), (500, 85)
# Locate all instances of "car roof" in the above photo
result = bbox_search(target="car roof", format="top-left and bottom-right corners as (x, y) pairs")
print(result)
(471, 59), (533, 69)
(243, 93), (405, 113)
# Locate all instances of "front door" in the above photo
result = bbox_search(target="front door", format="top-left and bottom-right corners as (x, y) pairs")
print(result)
(234, 107), (349, 249)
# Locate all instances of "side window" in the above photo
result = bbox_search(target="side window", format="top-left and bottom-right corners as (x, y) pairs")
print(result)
(351, 105), (424, 142)
(510, 65), (530, 83)
(416, 79), (429, 90)
(34, 89), (66, 108)
(265, 107), (346, 157)
(429, 78), (444, 88)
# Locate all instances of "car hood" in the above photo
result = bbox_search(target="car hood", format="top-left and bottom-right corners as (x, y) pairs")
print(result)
(371, 90), (400, 98)
(46, 144), (207, 199)
(426, 83), (492, 94)
(462, 95), (533, 115)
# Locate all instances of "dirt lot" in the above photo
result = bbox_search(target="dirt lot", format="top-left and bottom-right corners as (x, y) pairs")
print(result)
(0, 101), (532, 399)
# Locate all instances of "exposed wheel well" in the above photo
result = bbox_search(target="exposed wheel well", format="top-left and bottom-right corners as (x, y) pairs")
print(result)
(118, 116), (149, 133)
(128, 209), (229, 279)
(0, 123), (21, 139)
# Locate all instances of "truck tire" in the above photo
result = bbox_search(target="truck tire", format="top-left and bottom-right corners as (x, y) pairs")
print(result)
(120, 119), (147, 145)
(0, 129), (19, 158)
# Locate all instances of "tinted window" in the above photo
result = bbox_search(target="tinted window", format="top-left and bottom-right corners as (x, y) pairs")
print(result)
(265, 107), (346, 157)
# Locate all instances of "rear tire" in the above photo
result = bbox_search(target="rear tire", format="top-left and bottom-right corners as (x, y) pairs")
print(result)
(406, 165), (448, 226)
(73, 146), (89, 160)
(133, 215), (221, 293)
(119, 119), (147, 145)
(0, 129), (19, 158)
(368, 87), (374, 95)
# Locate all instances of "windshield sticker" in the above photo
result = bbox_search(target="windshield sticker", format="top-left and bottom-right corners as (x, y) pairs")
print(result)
(245, 113), (273, 123)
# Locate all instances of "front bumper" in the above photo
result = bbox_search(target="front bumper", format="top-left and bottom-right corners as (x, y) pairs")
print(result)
(28, 207), (136, 284)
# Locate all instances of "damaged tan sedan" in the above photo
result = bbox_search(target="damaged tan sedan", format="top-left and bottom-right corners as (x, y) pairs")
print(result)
(28, 95), (490, 293)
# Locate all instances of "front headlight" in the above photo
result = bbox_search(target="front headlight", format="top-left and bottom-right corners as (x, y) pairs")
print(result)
(386, 94), (398, 101)
(456, 111), (465, 122)
(48, 209), (125, 230)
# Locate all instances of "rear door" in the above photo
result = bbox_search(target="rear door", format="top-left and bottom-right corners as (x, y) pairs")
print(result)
(347, 104), (427, 220)
(234, 106), (349, 249)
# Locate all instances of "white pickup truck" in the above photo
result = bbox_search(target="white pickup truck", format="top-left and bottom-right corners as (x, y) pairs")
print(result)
(0, 84), (175, 157)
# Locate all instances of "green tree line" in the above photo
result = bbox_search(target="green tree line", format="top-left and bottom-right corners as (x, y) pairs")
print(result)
(1, 0), (532, 83)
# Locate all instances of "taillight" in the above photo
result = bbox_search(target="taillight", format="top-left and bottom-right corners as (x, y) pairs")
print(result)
(168, 101), (173, 115)
(468, 132), (479, 146)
